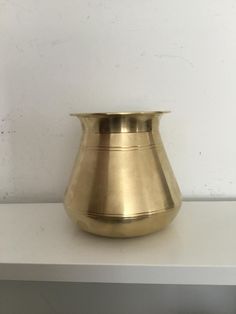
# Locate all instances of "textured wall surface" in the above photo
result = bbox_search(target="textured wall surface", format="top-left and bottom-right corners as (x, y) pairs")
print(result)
(1, 0), (236, 202)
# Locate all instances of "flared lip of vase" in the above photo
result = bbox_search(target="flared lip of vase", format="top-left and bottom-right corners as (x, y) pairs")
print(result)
(70, 111), (170, 117)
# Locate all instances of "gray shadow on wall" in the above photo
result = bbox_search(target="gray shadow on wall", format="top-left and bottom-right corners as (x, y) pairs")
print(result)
(0, 282), (236, 314)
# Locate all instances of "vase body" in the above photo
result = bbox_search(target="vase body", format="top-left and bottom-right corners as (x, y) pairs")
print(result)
(64, 111), (181, 237)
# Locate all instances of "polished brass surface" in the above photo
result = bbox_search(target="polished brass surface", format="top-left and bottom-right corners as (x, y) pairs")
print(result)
(64, 111), (181, 237)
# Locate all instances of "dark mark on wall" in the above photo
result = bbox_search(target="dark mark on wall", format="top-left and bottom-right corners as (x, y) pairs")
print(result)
(154, 54), (194, 68)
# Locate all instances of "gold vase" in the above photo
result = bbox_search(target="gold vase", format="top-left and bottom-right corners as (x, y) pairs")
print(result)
(64, 111), (181, 237)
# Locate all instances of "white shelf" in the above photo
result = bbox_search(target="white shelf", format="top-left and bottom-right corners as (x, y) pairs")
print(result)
(0, 201), (236, 285)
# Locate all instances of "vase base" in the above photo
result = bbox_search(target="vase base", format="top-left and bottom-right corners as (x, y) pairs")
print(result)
(76, 206), (181, 238)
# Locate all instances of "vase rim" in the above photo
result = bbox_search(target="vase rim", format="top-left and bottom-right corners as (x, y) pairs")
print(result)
(70, 111), (170, 117)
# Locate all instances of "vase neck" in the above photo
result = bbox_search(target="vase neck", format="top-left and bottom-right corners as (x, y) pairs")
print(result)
(71, 112), (167, 134)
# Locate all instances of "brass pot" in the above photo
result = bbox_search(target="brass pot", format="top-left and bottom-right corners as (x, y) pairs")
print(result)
(64, 111), (181, 237)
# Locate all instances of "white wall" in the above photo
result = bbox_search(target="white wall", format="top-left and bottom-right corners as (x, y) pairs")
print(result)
(1, 0), (236, 203)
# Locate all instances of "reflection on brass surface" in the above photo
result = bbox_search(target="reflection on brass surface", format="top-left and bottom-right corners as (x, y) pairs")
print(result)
(64, 111), (182, 237)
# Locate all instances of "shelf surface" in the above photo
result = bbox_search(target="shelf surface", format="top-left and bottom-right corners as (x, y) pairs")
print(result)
(0, 201), (236, 285)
